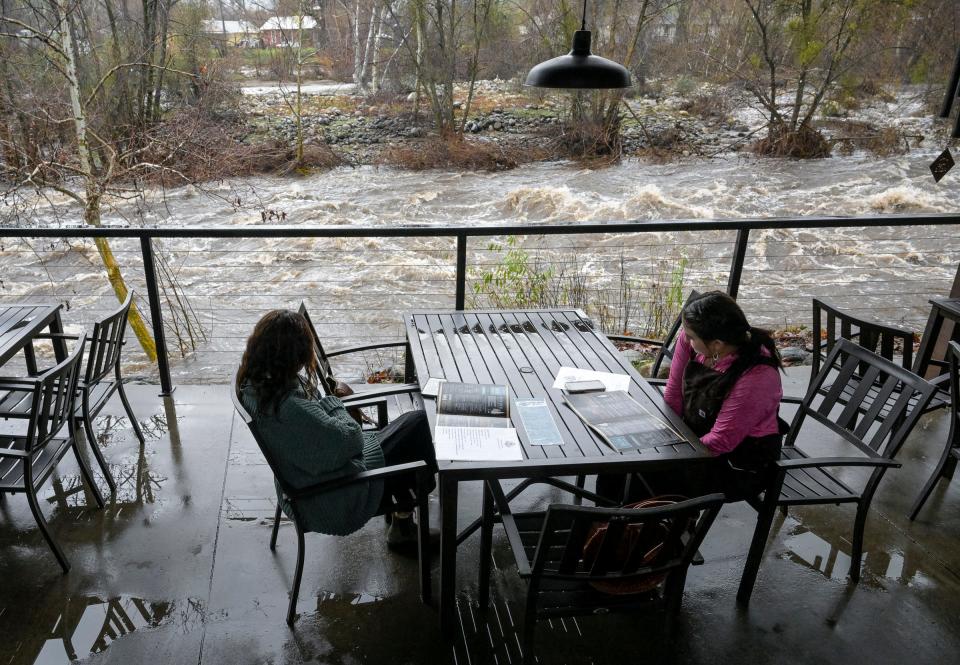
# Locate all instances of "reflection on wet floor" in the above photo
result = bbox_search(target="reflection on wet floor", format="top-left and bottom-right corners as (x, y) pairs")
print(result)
(41, 417), (168, 514)
(6, 596), (202, 665)
(782, 518), (935, 588)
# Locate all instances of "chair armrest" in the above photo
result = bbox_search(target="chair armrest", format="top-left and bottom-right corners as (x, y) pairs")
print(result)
(776, 456), (901, 470)
(340, 396), (389, 429)
(289, 460), (429, 499)
(647, 377), (666, 387)
(0, 449), (28, 458)
(0, 377), (39, 390)
(607, 334), (664, 346)
(31, 332), (82, 341)
(325, 340), (407, 358)
(339, 383), (421, 401)
(779, 395), (804, 405)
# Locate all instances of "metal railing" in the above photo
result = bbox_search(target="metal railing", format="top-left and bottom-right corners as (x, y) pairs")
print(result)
(2, 212), (959, 394)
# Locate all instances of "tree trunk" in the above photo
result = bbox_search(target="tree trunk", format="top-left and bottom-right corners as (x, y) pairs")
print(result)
(57, 0), (158, 361)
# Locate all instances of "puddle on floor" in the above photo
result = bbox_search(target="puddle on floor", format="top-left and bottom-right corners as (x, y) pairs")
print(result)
(3, 596), (203, 665)
(781, 519), (936, 589)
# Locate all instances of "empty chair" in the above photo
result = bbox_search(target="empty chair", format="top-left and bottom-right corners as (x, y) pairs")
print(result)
(737, 339), (938, 604)
(909, 341), (960, 520)
(809, 298), (948, 416)
(231, 373), (432, 626)
(0, 293), (145, 493)
(478, 479), (723, 665)
(0, 335), (106, 572)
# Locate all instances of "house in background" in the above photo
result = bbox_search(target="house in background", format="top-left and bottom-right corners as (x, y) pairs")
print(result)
(201, 19), (259, 47)
(259, 16), (318, 47)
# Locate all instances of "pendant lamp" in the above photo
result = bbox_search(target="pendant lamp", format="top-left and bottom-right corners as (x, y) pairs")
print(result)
(524, 0), (632, 89)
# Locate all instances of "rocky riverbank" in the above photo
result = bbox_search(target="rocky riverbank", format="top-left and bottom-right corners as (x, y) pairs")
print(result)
(239, 77), (946, 167)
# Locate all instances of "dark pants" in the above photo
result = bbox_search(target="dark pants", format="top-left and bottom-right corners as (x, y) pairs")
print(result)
(596, 458), (770, 505)
(377, 410), (437, 513)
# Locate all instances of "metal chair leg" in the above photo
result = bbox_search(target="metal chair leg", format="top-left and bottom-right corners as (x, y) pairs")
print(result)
(415, 469), (431, 605)
(116, 373), (146, 444)
(71, 438), (105, 509)
(26, 478), (70, 573)
(286, 520), (306, 627)
(850, 501), (869, 582)
(270, 503), (282, 550)
(737, 473), (784, 606)
(81, 391), (116, 495)
(478, 481), (494, 612)
(909, 442), (956, 520)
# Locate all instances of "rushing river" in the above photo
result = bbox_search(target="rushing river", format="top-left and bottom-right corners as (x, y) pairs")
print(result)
(2, 149), (959, 382)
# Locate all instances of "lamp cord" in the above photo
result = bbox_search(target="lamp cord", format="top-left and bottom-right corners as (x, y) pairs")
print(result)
(581, 0), (588, 31)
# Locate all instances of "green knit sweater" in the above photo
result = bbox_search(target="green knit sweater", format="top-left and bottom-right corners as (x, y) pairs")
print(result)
(241, 383), (385, 536)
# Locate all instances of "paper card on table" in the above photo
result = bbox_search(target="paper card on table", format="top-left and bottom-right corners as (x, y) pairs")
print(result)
(551, 367), (631, 393)
(421, 377), (446, 397)
(434, 426), (524, 461)
(514, 399), (564, 446)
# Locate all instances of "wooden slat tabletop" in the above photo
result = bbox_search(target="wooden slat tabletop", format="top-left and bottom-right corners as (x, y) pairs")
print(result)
(404, 308), (707, 478)
(0, 304), (62, 367)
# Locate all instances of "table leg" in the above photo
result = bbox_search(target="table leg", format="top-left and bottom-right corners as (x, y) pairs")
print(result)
(49, 310), (68, 362)
(23, 343), (38, 376)
(439, 475), (458, 636)
(913, 307), (945, 380)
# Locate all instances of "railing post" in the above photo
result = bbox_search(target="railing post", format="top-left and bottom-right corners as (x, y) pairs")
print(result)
(140, 236), (174, 396)
(455, 233), (467, 311)
(727, 228), (750, 298)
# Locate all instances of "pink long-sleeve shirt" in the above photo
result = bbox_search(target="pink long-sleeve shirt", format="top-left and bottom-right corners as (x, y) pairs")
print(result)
(663, 330), (783, 456)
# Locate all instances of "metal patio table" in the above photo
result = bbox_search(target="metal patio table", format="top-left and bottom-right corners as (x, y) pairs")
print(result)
(0, 304), (68, 373)
(403, 308), (710, 634)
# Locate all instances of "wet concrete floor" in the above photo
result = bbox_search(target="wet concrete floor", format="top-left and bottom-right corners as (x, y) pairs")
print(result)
(1, 374), (958, 664)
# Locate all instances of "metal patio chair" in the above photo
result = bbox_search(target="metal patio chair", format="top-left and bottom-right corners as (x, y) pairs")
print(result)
(809, 298), (949, 416)
(909, 340), (960, 520)
(736, 339), (938, 604)
(231, 373), (432, 626)
(297, 302), (422, 425)
(478, 479), (723, 665)
(0, 293), (144, 494)
(0, 334), (106, 572)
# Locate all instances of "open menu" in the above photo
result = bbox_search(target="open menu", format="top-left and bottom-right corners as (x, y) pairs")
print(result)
(564, 390), (683, 451)
(434, 383), (523, 461)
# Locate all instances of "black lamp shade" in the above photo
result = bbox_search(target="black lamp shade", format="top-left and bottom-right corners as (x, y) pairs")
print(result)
(525, 30), (632, 89)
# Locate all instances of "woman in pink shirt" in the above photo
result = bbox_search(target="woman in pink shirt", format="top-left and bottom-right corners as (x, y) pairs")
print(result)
(601, 291), (786, 501)
(665, 291), (786, 499)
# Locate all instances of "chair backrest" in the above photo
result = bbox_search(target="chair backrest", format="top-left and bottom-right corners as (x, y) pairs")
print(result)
(528, 494), (723, 596)
(297, 302), (337, 395)
(787, 338), (937, 459)
(85, 291), (134, 385)
(27, 334), (87, 451)
(649, 290), (701, 379)
(810, 298), (914, 384)
(230, 371), (299, 501)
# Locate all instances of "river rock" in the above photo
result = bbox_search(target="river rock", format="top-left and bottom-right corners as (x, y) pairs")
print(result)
(780, 347), (811, 364)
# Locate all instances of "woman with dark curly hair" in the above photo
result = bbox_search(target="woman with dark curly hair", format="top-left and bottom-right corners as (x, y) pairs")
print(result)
(236, 309), (436, 548)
